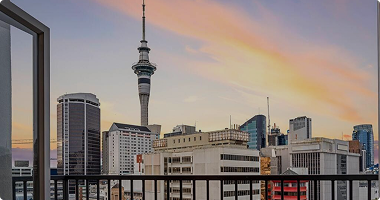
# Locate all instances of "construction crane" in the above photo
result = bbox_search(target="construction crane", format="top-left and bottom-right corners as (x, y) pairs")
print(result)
(267, 97), (271, 146)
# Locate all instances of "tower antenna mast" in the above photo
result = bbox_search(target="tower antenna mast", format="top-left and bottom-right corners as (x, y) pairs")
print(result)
(267, 97), (270, 146)
(142, 0), (146, 41)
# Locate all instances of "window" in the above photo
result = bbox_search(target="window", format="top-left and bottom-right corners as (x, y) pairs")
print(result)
(182, 156), (192, 163)
(183, 138), (185, 142)
(220, 154), (259, 162)
(172, 157), (180, 163)
(178, 139), (180, 143)
(182, 167), (191, 174)
(200, 136), (202, 140)
(189, 138), (190, 142)
(220, 166), (259, 173)
(194, 137), (196, 141)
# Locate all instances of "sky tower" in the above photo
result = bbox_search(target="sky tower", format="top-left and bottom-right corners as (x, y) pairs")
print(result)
(132, 0), (157, 126)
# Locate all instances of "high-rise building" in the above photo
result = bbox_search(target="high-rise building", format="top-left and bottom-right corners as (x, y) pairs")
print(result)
(102, 122), (159, 175)
(288, 116), (311, 143)
(268, 124), (288, 146)
(352, 124), (374, 168)
(138, 128), (260, 200)
(240, 115), (266, 150)
(57, 93), (101, 176)
(290, 138), (359, 200)
(132, 0), (157, 126)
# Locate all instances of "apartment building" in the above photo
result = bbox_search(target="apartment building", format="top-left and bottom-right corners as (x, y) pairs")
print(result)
(102, 122), (159, 175)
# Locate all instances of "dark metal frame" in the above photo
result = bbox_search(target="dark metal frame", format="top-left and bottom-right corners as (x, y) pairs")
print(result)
(13, 174), (377, 200)
(0, 1), (50, 199)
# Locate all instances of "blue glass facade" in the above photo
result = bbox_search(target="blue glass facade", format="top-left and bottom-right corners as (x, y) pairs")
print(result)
(240, 115), (266, 150)
(352, 124), (374, 168)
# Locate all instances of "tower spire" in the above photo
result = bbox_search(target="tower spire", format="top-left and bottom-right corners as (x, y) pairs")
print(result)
(142, 0), (146, 41)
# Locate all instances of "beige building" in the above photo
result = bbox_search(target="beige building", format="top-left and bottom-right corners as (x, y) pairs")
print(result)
(136, 128), (261, 200)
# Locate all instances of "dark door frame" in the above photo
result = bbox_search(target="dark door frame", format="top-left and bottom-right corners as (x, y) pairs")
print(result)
(0, 1), (50, 199)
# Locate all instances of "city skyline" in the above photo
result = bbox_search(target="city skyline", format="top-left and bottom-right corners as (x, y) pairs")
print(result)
(9, 0), (378, 163)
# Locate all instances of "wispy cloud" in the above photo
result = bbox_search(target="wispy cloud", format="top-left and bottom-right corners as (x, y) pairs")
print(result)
(183, 96), (201, 103)
(94, 0), (375, 124)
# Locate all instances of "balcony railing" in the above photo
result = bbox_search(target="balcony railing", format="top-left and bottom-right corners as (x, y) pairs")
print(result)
(13, 174), (377, 200)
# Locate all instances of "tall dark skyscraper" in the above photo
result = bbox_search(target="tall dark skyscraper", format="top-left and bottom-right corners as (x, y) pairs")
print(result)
(132, 0), (157, 126)
(352, 124), (374, 168)
(57, 93), (101, 176)
(240, 115), (266, 150)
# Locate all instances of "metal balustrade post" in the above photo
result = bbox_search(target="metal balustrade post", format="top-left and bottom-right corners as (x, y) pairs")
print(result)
(119, 179), (122, 200)
(180, 180), (183, 200)
(281, 180), (284, 200)
(108, 179), (111, 200)
(367, 180), (371, 200)
(314, 180), (318, 200)
(97, 180), (100, 200)
(264, 180), (268, 200)
(142, 180), (145, 200)
(75, 179), (79, 200)
(12, 180), (16, 200)
(193, 180), (196, 200)
(23, 181), (27, 200)
(331, 180), (335, 200)
(154, 179), (157, 200)
(131, 180), (134, 200)
(234, 180), (238, 200)
(297, 180), (300, 200)
(221, 180), (224, 200)
(54, 180), (58, 200)
(349, 180), (352, 200)
(86, 180), (89, 200)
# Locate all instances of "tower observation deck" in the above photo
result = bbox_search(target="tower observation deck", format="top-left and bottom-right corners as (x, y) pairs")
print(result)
(132, 0), (157, 126)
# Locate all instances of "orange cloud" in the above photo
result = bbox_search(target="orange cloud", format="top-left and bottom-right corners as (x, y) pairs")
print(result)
(94, 0), (375, 123)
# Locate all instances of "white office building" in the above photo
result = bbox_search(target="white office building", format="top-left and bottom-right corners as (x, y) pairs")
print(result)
(289, 138), (359, 200)
(136, 129), (261, 200)
(102, 122), (159, 175)
(288, 116), (312, 143)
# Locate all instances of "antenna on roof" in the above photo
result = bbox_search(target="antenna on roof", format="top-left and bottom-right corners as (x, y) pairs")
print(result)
(142, 0), (146, 41)
(230, 115), (232, 129)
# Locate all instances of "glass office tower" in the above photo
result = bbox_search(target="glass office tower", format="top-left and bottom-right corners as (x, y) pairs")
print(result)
(352, 124), (374, 168)
(57, 93), (101, 176)
(240, 115), (266, 150)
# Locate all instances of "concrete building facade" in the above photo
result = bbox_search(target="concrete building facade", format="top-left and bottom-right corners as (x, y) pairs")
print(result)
(289, 138), (359, 200)
(288, 116), (312, 143)
(138, 128), (261, 200)
(102, 123), (159, 175)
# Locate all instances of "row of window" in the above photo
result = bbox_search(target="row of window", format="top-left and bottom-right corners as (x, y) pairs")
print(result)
(220, 154), (259, 162)
(173, 136), (202, 144)
(274, 191), (307, 196)
(223, 180), (260, 185)
(171, 188), (192, 194)
(273, 182), (306, 187)
(166, 156), (192, 163)
(223, 189), (260, 197)
(220, 167), (259, 173)
(169, 167), (192, 174)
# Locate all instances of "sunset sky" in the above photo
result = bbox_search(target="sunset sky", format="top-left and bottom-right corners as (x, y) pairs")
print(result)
(10, 0), (378, 164)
